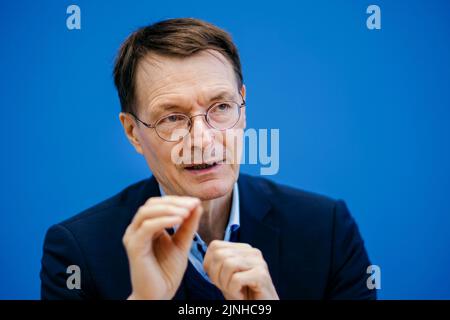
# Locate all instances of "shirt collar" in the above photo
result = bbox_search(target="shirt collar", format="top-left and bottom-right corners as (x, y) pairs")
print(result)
(158, 182), (240, 242)
(224, 182), (240, 241)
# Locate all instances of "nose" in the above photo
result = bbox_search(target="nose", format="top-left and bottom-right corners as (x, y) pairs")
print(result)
(190, 114), (214, 150)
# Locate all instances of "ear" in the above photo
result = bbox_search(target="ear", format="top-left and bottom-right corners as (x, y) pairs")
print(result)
(240, 84), (246, 101)
(119, 112), (144, 154)
(240, 84), (247, 128)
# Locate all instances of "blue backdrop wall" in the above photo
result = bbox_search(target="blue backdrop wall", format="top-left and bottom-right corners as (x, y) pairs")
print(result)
(1, 0), (449, 299)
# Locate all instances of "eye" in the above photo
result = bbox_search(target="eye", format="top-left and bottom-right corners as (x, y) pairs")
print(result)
(161, 114), (186, 123)
(216, 103), (231, 111)
(167, 115), (179, 122)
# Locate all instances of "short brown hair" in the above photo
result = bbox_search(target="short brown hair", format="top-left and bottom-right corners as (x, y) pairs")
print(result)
(113, 18), (243, 114)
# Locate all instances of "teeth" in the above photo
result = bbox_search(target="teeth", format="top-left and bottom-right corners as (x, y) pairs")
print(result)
(187, 162), (216, 170)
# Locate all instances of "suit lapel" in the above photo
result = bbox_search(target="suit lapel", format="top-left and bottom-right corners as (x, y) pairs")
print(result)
(237, 175), (281, 291)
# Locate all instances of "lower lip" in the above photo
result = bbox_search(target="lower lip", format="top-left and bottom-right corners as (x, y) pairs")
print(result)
(184, 163), (222, 175)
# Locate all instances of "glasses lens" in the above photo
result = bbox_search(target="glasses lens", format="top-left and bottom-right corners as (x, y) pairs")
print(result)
(156, 114), (190, 141)
(207, 102), (240, 130)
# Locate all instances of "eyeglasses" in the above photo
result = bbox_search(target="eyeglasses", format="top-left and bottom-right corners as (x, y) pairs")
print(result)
(129, 97), (246, 142)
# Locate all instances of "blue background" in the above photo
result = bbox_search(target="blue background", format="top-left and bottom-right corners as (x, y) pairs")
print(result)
(1, 0), (449, 299)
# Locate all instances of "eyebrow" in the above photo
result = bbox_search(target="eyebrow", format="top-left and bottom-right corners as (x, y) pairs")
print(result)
(208, 90), (236, 102)
(148, 103), (185, 119)
(149, 90), (237, 117)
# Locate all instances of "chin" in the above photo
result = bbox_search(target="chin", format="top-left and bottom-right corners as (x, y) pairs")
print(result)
(176, 164), (238, 200)
(184, 178), (234, 200)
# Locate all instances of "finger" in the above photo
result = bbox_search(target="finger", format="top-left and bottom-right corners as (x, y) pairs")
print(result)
(204, 247), (235, 286)
(204, 243), (255, 283)
(143, 195), (200, 209)
(129, 204), (191, 231)
(228, 267), (269, 299)
(208, 240), (252, 251)
(220, 256), (261, 291)
(127, 216), (183, 254)
(172, 204), (203, 252)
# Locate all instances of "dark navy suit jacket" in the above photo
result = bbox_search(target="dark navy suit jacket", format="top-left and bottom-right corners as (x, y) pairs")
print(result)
(40, 174), (376, 300)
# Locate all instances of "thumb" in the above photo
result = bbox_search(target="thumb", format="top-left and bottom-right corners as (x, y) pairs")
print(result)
(172, 204), (203, 252)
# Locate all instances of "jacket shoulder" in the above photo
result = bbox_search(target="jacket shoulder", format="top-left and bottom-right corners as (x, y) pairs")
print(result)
(41, 177), (154, 299)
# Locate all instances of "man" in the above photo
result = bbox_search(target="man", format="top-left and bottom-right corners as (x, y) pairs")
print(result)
(40, 18), (375, 300)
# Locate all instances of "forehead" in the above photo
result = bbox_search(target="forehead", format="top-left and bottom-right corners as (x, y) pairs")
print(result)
(134, 50), (238, 114)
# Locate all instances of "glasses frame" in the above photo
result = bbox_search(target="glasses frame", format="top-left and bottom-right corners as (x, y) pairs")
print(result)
(129, 95), (246, 142)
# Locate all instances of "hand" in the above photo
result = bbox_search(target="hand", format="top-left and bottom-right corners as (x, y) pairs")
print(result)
(122, 195), (203, 300)
(203, 240), (279, 300)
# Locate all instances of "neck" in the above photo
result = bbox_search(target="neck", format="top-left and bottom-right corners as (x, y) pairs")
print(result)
(197, 189), (233, 245)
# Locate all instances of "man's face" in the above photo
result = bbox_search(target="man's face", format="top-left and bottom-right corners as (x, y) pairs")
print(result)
(120, 50), (246, 200)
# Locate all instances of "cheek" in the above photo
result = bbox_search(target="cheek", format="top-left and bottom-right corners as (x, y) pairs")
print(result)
(141, 135), (174, 167)
(220, 129), (244, 165)
(240, 111), (246, 128)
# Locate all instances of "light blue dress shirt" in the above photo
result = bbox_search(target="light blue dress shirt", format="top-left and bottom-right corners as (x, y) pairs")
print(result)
(158, 183), (240, 283)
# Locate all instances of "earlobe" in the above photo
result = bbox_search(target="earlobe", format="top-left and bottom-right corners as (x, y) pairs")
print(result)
(119, 112), (144, 154)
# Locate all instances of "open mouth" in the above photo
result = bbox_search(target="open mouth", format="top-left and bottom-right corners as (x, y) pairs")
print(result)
(184, 162), (220, 171)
